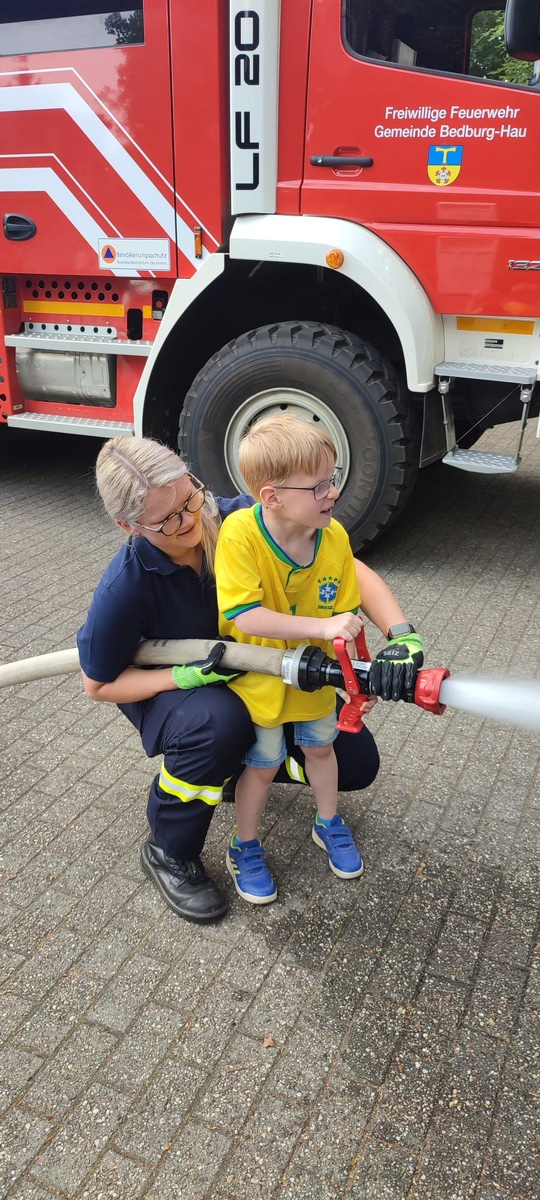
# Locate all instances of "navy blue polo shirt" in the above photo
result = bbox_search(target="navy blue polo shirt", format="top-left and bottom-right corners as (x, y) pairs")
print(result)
(77, 496), (251, 683)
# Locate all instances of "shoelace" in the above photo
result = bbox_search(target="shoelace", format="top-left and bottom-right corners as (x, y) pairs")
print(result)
(164, 855), (206, 883)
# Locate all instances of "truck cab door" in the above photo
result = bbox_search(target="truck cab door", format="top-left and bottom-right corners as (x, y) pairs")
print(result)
(0, 2), (180, 279)
(301, 0), (540, 319)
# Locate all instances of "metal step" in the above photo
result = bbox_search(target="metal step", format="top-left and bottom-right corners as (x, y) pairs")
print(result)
(7, 412), (134, 437)
(5, 331), (152, 357)
(442, 448), (519, 474)
(435, 361), (537, 385)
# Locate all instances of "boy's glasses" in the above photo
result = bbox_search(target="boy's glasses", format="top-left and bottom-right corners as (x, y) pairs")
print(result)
(135, 476), (206, 536)
(274, 467), (343, 502)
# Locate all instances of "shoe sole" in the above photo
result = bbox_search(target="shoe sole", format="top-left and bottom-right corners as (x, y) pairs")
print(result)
(140, 846), (228, 924)
(226, 852), (278, 905)
(312, 828), (364, 879)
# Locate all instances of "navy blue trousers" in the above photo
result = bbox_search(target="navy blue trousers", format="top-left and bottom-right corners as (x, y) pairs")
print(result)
(121, 689), (380, 861)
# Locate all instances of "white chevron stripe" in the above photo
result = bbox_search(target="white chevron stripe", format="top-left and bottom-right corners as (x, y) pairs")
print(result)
(0, 166), (140, 276)
(0, 82), (208, 266)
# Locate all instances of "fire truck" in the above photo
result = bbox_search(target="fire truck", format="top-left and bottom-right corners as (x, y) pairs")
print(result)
(1, 1), (539, 548)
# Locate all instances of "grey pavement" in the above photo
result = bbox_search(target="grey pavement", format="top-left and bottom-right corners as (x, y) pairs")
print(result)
(0, 421), (539, 1200)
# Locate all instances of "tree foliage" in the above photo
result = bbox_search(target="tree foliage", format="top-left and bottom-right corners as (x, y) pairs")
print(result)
(469, 10), (531, 84)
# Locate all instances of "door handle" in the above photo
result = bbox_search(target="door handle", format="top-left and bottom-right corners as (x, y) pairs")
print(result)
(310, 155), (373, 168)
(3, 213), (37, 241)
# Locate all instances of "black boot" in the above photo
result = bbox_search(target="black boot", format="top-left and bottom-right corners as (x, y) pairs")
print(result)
(140, 840), (228, 924)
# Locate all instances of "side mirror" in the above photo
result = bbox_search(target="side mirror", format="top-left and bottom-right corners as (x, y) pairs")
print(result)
(505, 0), (540, 60)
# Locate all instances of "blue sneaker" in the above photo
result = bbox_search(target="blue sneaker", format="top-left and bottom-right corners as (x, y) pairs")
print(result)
(226, 833), (277, 904)
(312, 815), (364, 879)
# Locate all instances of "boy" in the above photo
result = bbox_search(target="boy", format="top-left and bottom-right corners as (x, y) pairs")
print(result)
(214, 413), (365, 905)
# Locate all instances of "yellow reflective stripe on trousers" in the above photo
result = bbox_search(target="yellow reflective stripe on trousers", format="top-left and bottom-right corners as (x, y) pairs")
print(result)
(285, 756), (307, 784)
(159, 762), (223, 806)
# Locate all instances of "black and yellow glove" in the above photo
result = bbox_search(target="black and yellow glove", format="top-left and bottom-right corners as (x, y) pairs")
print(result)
(172, 642), (243, 689)
(369, 632), (424, 703)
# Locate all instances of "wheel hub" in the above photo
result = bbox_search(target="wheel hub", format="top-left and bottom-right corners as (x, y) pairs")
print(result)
(223, 388), (351, 493)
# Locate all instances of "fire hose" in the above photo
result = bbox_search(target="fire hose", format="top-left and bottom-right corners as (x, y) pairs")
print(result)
(1, 635), (539, 733)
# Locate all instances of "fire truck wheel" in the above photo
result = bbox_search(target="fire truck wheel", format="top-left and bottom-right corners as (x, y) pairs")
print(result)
(179, 322), (420, 550)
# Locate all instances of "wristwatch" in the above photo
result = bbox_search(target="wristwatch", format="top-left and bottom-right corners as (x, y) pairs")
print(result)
(387, 621), (416, 640)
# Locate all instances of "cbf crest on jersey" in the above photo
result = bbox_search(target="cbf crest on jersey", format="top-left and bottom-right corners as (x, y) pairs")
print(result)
(318, 577), (339, 606)
(427, 144), (463, 186)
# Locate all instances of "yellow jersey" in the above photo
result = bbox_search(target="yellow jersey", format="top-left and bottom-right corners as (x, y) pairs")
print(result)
(215, 504), (360, 727)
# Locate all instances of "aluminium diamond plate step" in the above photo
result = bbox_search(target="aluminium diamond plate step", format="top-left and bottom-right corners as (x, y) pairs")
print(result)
(442, 449), (519, 474)
(435, 361), (537, 386)
(7, 413), (134, 437)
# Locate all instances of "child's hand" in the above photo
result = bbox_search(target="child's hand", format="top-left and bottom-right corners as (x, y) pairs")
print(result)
(337, 689), (378, 715)
(321, 612), (363, 645)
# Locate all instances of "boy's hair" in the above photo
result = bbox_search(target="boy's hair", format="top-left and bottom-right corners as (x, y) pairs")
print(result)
(239, 414), (337, 499)
(95, 436), (221, 573)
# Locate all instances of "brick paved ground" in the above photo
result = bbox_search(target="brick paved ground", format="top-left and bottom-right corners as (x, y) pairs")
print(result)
(0, 421), (539, 1200)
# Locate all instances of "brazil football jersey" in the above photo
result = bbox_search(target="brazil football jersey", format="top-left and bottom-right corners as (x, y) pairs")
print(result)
(215, 504), (360, 727)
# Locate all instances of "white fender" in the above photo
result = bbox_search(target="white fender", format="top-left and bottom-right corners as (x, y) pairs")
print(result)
(229, 213), (444, 392)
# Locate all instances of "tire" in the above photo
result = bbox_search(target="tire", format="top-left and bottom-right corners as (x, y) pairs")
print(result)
(178, 322), (420, 551)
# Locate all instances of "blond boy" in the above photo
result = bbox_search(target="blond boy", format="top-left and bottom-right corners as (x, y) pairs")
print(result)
(214, 414), (364, 904)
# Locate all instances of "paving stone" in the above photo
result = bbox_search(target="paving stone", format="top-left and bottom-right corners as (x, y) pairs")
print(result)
(76, 912), (152, 980)
(287, 1075), (377, 1189)
(148, 1122), (232, 1199)
(268, 1010), (344, 1103)
(22, 1024), (118, 1119)
(98, 1000), (185, 1095)
(426, 913), (487, 984)
(0, 1106), (54, 1195)
(410, 1116), (489, 1199)
(177, 981), (253, 1069)
(241, 959), (317, 1041)
(464, 962), (528, 1038)
(214, 1094), (308, 1199)
(29, 1082), (132, 1193)
(0, 1044), (44, 1112)
(86, 952), (169, 1031)
(367, 1051), (443, 1149)
(435, 1028), (507, 1126)
(5, 1181), (58, 1199)
(77, 1150), (152, 1199)
(279, 1169), (343, 1200)
(7, 927), (90, 1000)
(156, 937), (231, 1011)
(349, 1140), (417, 1199)
(336, 993), (408, 1085)
(114, 1055), (208, 1164)
(196, 1033), (276, 1135)
(483, 1086), (540, 1195)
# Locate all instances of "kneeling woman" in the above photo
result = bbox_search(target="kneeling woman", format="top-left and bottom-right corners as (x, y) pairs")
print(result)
(77, 437), (422, 924)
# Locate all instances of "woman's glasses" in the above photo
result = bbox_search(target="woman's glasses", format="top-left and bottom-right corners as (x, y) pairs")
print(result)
(135, 476), (206, 536)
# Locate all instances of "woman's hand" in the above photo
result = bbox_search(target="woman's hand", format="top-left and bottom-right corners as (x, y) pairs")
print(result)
(172, 642), (244, 689)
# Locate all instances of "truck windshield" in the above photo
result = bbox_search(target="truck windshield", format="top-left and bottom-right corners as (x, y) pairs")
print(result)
(344, 1), (533, 85)
(0, 2), (144, 55)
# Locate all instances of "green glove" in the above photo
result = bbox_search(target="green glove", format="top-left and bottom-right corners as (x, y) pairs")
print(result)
(172, 642), (244, 689)
(369, 632), (424, 703)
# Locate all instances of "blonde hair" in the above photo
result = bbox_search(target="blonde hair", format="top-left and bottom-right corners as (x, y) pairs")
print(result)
(95, 436), (221, 573)
(239, 414), (336, 499)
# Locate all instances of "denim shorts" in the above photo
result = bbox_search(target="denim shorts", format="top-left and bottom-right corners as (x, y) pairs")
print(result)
(244, 711), (337, 770)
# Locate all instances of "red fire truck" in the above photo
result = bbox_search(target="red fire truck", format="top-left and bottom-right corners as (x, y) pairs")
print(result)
(1, 1), (539, 547)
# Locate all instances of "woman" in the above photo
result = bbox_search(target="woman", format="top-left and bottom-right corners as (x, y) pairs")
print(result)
(77, 437), (423, 924)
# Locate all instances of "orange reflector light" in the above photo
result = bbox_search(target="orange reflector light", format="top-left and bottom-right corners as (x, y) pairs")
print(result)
(326, 248), (344, 269)
(194, 226), (203, 259)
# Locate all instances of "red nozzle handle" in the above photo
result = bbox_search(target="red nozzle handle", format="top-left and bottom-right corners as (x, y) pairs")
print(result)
(333, 633), (371, 734)
(414, 667), (451, 715)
